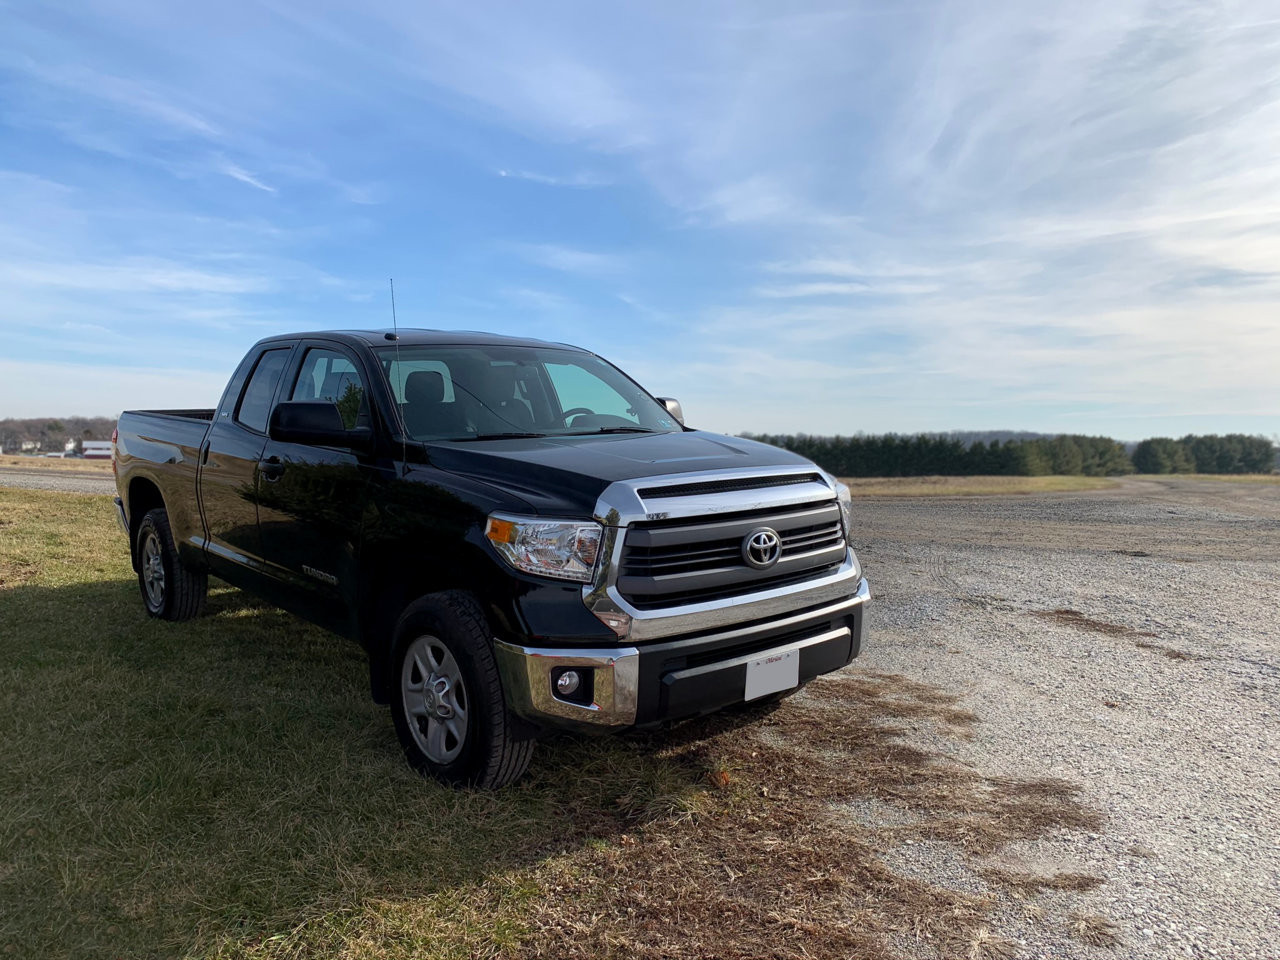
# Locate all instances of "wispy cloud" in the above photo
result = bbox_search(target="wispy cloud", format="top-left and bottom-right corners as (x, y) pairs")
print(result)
(496, 168), (611, 188)
(1, 1), (1278, 435)
(218, 161), (276, 193)
(513, 243), (623, 274)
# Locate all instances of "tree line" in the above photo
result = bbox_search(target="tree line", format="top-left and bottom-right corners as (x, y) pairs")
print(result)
(743, 433), (1277, 477)
(0, 417), (116, 454)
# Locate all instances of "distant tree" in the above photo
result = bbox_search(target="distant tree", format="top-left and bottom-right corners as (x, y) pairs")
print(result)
(1133, 438), (1193, 474)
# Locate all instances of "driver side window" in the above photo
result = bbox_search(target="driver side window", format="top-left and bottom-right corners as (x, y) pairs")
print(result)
(291, 348), (368, 430)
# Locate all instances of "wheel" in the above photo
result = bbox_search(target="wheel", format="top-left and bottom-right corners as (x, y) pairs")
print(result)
(390, 592), (534, 789)
(135, 507), (207, 621)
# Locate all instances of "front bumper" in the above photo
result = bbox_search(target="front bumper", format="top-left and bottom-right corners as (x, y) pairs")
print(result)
(494, 576), (869, 732)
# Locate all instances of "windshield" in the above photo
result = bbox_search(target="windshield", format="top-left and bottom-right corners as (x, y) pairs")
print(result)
(374, 344), (682, 441)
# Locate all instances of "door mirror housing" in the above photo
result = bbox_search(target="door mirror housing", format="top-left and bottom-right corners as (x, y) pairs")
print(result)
(657, 397), (685, 426)
(269, 402), (373, 453)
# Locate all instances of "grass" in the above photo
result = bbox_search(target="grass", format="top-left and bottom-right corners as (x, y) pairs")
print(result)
(840, 475), (1118, 497)
(0, 454), (114, 473)
(1168, 473), (1280, 484)
(1, 488), (1109, 959)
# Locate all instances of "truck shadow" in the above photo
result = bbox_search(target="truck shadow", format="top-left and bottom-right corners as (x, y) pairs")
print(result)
(2, 578), (1108, 959)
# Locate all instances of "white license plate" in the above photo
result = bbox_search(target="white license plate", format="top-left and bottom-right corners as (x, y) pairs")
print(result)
(744, 649), (799, 701)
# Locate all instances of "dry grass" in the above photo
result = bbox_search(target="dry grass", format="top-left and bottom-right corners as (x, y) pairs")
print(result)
(840, 476), (1118, 498)
(0, 454), (114, 473)
(979, 868), (1103, 896)
(1133, 640), (1201, 661)
(1, 488), (1111, 959)
(1032, 608), (1202, 662)
(1069, 911), (1122, 947)
(1170, 473), (1280, 485)
(518, 672), (1105, 959)
(1030, 608), (1156, 638)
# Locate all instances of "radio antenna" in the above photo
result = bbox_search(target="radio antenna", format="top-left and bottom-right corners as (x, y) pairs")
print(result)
(389, 278), (408, 473)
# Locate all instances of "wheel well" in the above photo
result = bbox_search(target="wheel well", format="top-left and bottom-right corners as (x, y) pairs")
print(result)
(126, 477), (165, 568)
(359, 561), (503, 705)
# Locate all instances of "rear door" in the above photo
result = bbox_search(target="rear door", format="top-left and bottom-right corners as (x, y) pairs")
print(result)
(256, 341), (380, 628)
(198, 345), (293, 578)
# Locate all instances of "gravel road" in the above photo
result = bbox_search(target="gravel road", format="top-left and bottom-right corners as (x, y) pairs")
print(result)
(0, 467), (116, 495)
(854, 477), (1280, 958)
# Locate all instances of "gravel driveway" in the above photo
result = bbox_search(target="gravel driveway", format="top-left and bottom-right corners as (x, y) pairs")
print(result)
(854, 477), (1280, 958)
(0, 467), (116, 495)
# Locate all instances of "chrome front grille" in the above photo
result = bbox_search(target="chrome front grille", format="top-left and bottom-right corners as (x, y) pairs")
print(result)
(617, 500), (846, 609)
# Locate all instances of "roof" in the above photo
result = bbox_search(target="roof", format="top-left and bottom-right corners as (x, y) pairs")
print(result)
(256, 328), (587, 352)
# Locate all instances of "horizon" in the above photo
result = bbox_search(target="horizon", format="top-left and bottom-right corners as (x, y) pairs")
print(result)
(2, 3), (1279, 438)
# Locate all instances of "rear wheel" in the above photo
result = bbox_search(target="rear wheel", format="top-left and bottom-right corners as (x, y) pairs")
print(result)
(390, 592), (534, 789)
(135, 508), (207, 621)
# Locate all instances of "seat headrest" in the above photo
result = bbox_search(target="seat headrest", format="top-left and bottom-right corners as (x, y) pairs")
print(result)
(484, 363), (518, 398)
(404, 370), (445, 404)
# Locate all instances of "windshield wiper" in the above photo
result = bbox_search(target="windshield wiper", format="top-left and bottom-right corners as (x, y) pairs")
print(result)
(448, 432), (548, 441)
(565, 426), (657, 435)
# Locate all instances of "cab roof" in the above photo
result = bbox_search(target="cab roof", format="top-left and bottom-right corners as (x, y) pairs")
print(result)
(257, 328), (586, 352)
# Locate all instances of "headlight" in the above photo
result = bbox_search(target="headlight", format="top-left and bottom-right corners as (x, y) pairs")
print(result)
(485, 514), (603, 583)
(830, 475), (855, 545)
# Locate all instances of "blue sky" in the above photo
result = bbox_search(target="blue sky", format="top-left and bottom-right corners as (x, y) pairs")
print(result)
(2, 0), (1278, 439)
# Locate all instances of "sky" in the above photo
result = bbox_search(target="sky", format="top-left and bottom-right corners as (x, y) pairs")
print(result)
(1, 0), (1278, 439)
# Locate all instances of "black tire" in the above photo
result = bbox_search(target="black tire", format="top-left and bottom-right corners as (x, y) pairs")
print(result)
(135, 508), (207, 621)
(390, 591), (534, 789)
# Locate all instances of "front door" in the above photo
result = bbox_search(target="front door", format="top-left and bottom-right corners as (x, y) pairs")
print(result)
(257, 343), (377, 628)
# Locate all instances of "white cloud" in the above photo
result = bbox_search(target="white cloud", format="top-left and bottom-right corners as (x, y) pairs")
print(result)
(0, 358), (231, 418)
(218, 162), (276, 193)
(513, 243), (623, 274)
(496, 168), (611, 188)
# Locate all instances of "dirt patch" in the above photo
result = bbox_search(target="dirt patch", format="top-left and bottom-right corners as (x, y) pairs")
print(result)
(1031, 608), (1156, 638)
(0, 559), (35, 588)
(520, 671), (1104, 960)
(1134, 640), (1202, 662)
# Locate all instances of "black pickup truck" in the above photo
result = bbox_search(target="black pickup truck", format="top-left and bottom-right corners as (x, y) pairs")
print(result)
(113, 330), (869, 787)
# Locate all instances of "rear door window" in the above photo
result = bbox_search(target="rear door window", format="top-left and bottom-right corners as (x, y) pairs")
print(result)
(235, 348), (291, 434)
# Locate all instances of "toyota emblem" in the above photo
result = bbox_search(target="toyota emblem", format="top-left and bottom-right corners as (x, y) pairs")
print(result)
(742, 527), (782, 569)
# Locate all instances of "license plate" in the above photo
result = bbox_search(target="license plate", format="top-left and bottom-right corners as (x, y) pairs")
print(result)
(744, 649), (799, 701)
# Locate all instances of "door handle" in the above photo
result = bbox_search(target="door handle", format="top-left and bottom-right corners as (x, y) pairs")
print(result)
(259, 456), (285, 482)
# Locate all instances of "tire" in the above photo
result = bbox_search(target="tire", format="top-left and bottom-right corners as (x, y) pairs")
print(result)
(135, 507), (207, 621)
(390, 591), (534, 789)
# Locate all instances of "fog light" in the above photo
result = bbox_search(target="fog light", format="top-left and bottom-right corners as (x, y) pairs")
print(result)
(556, 670), (581, 696)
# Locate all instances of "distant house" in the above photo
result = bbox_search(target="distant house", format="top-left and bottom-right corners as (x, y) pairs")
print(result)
(20, 440), (39, 453)
(82, 440), (112, 460)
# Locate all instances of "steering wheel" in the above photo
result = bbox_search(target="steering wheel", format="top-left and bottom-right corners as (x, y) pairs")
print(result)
(561, 407), (593, 422)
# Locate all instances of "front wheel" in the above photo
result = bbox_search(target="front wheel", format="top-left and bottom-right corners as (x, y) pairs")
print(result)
(390, 592), (534, 789)
(135, 508), (207, 621)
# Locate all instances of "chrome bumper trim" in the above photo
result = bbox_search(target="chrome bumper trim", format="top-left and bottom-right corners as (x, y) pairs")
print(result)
(641, 578), (870, 652)
(664, 625), (852, 689)
(494, 641), (640, 730)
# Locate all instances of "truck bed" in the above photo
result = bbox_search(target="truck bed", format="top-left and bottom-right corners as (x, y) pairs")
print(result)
(122, 409), (216, 422)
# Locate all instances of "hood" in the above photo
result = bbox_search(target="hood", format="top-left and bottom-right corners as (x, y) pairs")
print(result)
(424, 430), (813, 517)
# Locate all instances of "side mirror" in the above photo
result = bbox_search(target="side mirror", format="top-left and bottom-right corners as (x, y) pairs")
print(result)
(658, 397), (685, 426)
(269, 402), (373, 453)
